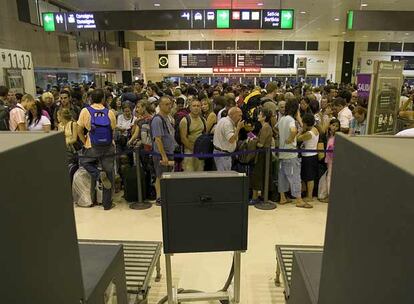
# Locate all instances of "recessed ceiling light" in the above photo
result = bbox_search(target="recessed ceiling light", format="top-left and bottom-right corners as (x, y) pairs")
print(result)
(154, 3), (160, 7)
(361, 3), (368, 7)
(300, 11), (306, 14)
(257, 2), (264, 6)
(405, 33), (410, 35)
(334, 18), (340, 21)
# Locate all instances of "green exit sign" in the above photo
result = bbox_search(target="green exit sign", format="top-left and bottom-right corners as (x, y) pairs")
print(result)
(43, 13), (55, 32)
(217, 10), (230, 28)
(281, 9), (294, 29)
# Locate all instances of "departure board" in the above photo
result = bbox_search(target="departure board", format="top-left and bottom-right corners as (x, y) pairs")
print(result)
(179, 54), (236, 68)
(237, 54), (294, 68)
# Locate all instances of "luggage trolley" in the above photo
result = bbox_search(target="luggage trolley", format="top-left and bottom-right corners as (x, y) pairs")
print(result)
(160, 172), (249, 304)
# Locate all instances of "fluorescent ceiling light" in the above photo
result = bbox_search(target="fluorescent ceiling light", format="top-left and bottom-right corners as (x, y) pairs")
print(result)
(257, 2), (264, 6)
(154, 3), (160, 7)
(361, 3), (368, 7)
(300, 11), (306, 14)
(334, 18), (340, 21)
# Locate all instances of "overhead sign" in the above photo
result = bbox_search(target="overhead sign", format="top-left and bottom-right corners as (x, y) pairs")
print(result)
(347, 10), (414, 31)
(42, 9), (295, 31)
(213, 67), (261, 73)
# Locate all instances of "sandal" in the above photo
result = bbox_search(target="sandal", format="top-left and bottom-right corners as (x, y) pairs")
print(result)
(296, 202), (313, 209)
(278, 199), (291, 205)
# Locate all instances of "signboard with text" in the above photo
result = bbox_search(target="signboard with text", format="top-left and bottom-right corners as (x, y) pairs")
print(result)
(357, 74), (372, 106)
(366, 61), (404, 135)
(42, 9), (294, 31)
(213, 67), (261, 73)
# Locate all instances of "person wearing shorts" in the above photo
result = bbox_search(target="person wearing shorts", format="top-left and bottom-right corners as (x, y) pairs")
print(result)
(277, 98), (311, 208)
(150, 96), (177, 206)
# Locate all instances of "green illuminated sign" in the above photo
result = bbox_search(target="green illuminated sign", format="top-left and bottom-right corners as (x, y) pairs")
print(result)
(347, 10), (354, 30)
(217, 10), (230, 28)
(281, 10), (294, 29)
(43, 13), (55, 32)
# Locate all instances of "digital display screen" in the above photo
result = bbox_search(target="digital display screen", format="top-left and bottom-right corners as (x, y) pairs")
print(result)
(43, 9), (294, 31)
(391, 56), (414, 70)
(237, 54), (295, 68)
(179, 54), (236, 68)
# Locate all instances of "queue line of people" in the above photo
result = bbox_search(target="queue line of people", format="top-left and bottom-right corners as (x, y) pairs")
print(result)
(2, 79), (412, 210)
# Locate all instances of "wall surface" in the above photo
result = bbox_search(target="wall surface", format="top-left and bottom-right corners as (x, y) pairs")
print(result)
(0, 1), (79, 69)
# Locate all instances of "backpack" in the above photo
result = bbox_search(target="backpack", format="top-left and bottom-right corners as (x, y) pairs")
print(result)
(138, 117), (152, 151)
(193, 133), (214, 159)
(0, 104), (10, 131)
(237, 138), (259, 164)
(87, 107), (112, 146)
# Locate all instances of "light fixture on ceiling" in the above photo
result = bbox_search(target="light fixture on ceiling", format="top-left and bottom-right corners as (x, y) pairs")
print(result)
(154, 3), (160, 7)
(257, 2), (264, 6)
(405, 33), (410, 35)
(334, 18), (340, 21)
(300, 11), (306, 14)
(361, 3), (368, 7)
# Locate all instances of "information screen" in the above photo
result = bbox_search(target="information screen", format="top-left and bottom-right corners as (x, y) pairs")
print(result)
(179, 54), (236, 68)
(391, 56), (414, 70)
(43, 9), (295, 31)
(237, 54), (294, 68)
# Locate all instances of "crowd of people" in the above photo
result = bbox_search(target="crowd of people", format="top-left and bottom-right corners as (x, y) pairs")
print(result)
(0, 78), (413, 210)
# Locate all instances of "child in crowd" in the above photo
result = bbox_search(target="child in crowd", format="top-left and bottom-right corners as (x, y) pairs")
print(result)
(297, 113), (320, 202)
(323, 118), (341, 202)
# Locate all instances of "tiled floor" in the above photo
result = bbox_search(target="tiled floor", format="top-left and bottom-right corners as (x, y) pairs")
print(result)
(74, 196), (328, 304)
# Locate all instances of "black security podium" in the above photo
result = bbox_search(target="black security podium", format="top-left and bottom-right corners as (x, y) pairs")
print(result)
(160, 171), (249, 304)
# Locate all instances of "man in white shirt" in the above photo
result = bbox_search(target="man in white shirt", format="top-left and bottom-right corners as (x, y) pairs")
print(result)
(333, 97), (353, 134)
(213, 107), (244, 171)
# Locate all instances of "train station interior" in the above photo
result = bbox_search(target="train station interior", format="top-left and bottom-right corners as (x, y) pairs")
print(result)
(1, 1), (413, 304)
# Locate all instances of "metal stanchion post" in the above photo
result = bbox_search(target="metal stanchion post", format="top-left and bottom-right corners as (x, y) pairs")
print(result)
(130, 148), (152, 210)
(255, 148), (277, 210)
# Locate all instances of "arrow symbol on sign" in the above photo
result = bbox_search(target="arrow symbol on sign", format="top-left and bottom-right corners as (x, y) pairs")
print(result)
(44, 15), (52, 23)
(284, 12), (292, 19)
(219, 12), (228, 19)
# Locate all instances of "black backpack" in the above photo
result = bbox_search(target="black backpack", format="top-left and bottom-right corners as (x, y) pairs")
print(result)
(0, 104), (10, 131)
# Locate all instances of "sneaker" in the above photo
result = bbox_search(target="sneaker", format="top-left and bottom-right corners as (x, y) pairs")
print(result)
(155, 198), (162, 206)
(100, 171), (112, 189)
(249, 198), (262, 205)
(104, 203), (116, 211)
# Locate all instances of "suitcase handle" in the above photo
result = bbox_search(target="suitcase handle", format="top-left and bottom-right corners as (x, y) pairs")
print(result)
(200, 195), (212, 203)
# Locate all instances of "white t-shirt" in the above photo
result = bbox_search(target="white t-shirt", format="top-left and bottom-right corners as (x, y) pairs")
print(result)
(213, 116), (237, 152)
(277, 115), (298, 159)
(117, 114), (136, 136)
(337, 106), (353, 129)
(28, 115), (51, 131)
(395, 128), (414, 137)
